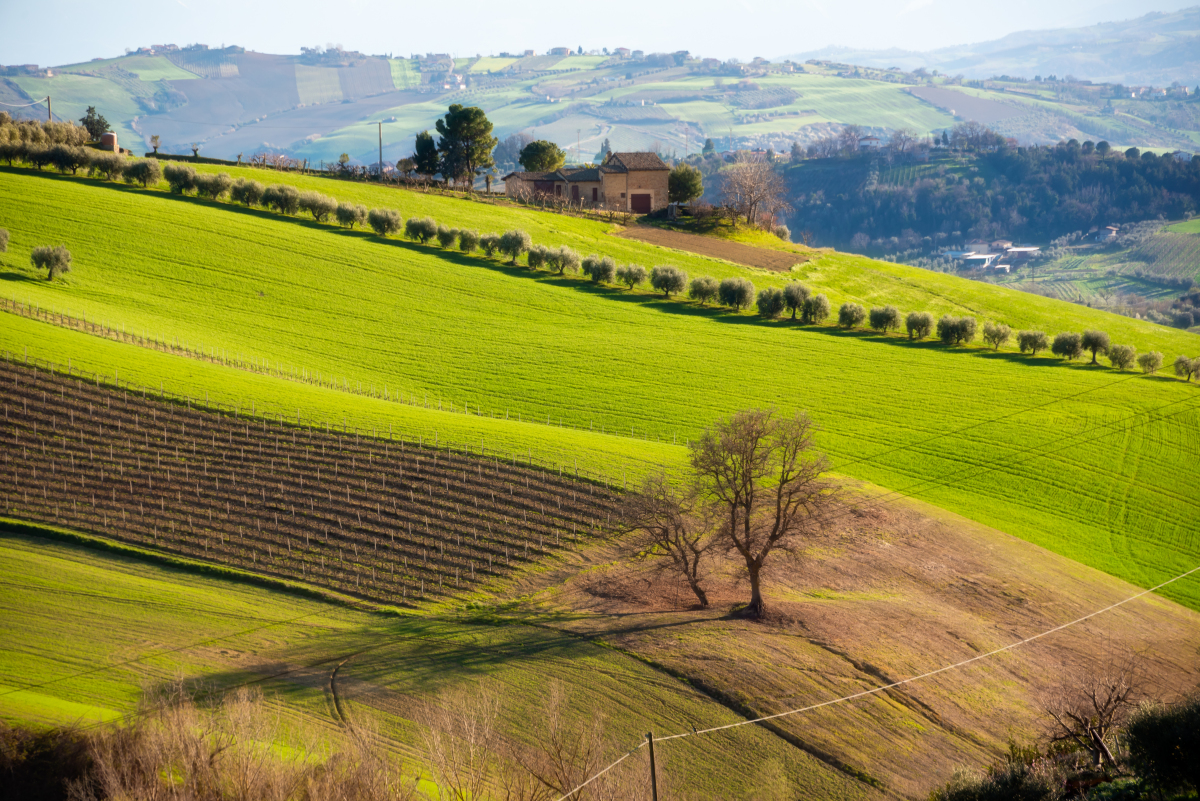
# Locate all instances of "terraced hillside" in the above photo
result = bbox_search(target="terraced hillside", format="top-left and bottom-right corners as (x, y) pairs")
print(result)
(0, 359), (617, 606)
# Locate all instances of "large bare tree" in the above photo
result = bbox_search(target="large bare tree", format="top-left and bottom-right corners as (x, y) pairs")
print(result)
(1041, 654), (1143, 769)
(619, 473), (712, 608)
(690, 408), (835, 618)
(719, 157), (791, 229)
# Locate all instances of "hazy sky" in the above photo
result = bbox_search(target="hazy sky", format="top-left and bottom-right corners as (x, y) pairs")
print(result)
(2, 0), (1195, 66)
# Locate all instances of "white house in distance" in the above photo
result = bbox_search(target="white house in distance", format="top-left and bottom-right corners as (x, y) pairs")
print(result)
(859, 136), (884, 150)
(943, 241), (1040, 270)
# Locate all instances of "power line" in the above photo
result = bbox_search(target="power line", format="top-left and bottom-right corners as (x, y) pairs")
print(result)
(552, 560), (1200, 801)
(0, 97), (49, 108)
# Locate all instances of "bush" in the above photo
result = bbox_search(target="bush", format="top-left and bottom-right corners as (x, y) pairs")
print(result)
(801, 293), (830, 324)
(297, 190), (336, 221)
(938, 315), (977, 345)
(163, 163), (197, 194)
(335, 202), (368, 229)
(689, 276), (719, 305)
(1017, 330), (1049, 356)
(366, 207), (402, 236)
(1108, 344), (1136, 371)
(230, 177), (265, 206)
(124, 158), (162, 188)
(982, 321), (1012, 350)
(838, 302), (866, 328)
(928, 762), (1065, 801)
(499, 229), (532, 264)
(527, 244), (551, 270)
(718, 277), (755, 310)
(1052, 332), (1083, 360)
(405, 216), (438, 243)
(480, 233), (502, 257)
(783, 282), (810, 319)
(906, 311), (934, 340)
(31, 245), (71, 281)
(1125, 691), (1200, 796)
(773, 224), (791, 241)
(1174, 354), (1199, 381)
(0, 229), (7, 253)
(89, 152), (126, 181)
(194, 172), (233, 201)
(262, 184), (300, 215)
(650, 265), (687, 297)
(436, 225), (459, 249)
(868, 305), (901, 333)
(458, 229), (480, 254)
(617, 264), (648, 289)
(756, 287), (786, 318)
(1138, 351), (1163, 374)
(1081, 330), (1111, 364)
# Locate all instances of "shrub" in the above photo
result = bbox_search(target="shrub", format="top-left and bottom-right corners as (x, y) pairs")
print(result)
(650, 265), (687, 297)
(689, 276), (719, 305)
(772, 224), (791, 241)
(31, 245), (71, 281)
(906, 311), (934, 340)
(783, 282), (810, 319)
(366, 207), (402, 236)
(868, 305), (901, 333)
(1138, 351), (1163, 374)
(1017, 330), (1049, 356)
(436, 225), (459, 249)
(298, 190), (336, 221)
(617, 264), (648, 289)
(1051, 332), (1083, 360)
(262, 184), (300, 215)
(89, 152), (126, 181)
(0, 229), (8, 253)
(335, 202), (368, 229)
(1108, 344), (1136, 371)
(838, 302), (866, 328)
(1174, 354), (1199, 381)
(718, 277), (755, 310)
(526, 244), (551, 270)
(480, 233), (502, 258)
(1125, 691), (1200, 796)
(458, 229), (480, 254)
(124, 158), (162, 188)
(499, 229), (532, 264)
(756, 287), (786, 318)
(405, 216), (438, 243)
(801, 293), (830, 324)
(553, 246), (581, 275)
(194, 172), (233, 201)
(163, 163), (197, 194)
(928, 762), (1065, 801)
(937, 315), (977, 345)
(982, 321), (1011, 350)
(1081, 329), (1111, 364)
(230, 177), (265, 206)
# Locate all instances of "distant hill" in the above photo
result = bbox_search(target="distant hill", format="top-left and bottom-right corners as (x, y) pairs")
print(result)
(784, 7), (1200, 86)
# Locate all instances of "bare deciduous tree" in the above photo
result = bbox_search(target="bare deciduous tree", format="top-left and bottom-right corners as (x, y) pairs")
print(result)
(1041, 655), (1142, 770)
(690, 408), (836, 618)
(719, 157), (791, 228)
(421, 682), (503, 801)
(620, 473), (711, 608)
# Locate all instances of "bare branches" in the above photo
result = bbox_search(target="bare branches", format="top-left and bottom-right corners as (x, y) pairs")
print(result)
(718, 157), (791, 229)
(619, 473), (712, 608)
(1040, 654), (1143, 769)
(421, 682), (504, 801)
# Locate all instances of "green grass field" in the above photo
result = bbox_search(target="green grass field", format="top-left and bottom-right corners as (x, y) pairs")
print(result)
(2, 167), (1200, 614)
(1166, 219), (1200, 234)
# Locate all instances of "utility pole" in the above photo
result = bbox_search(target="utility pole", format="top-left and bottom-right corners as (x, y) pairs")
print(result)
(47, 95), (51, 121)
(577, 128), (581, 163)
(646, 732), (658, 801)
(378, 121), (383, 182)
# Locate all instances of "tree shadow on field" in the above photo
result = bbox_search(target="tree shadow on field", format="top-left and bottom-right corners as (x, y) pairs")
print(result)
(0, 271), (40, 284)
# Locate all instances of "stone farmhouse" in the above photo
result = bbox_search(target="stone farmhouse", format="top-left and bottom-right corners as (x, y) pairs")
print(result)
(503, 152), (670, 213)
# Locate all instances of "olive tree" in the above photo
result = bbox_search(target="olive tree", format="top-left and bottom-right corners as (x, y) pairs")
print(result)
(650, 265), (687, 297)
(335, 202), (368, 229)
(406, 217), (438, 244)
(163, 163), (197, 194)
(1018, 330), (1050, 356)
(982, 321), (1011, 350)
(690, 408), (836, 618)
(499, 229), (532, 264)
(1107, 344), (1136, 371)
(194, 172), (233, 201)
(124, 158), (162, 188)
(480, 233), (502, 258)
(937, 315), (977, 345)
(838, 302), (866, 329)
(905, 311), (934, 340)
(1138, 351), (1163, 375)
(458, 229), (480, 254)
(582, 255), (616, 284)
(436, 225), (460, 249)
(1052, 332), (1083, 360)
(1081, 330), (1111, 364)
(31, 245), (71, 281)
(262, 184), (300, 215)
(783, 282), (810, 320)
(89, 152), (126, 181)
(801, 293), (830, 324)
(0, 229), (7, 253)
(230, 177), (265, 206)
(298, 190), (337, 221)
(620, 472), (711, 608)
(526, 244), (551, 270)
(366, 207), (402, 236)
(689, 276), (719, 305)
(48, 144), (90, 175)
(868, 305), (900, 333)
(1174, 355), (1199, 381)
(718, 277), (755, 310)
(553, 246), (581, 275)
(617, 264), (648, 289)
(756, 287), (786, 318)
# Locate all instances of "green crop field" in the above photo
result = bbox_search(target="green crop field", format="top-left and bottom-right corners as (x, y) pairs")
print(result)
(2, 167), (1200, 615)
(1167, 219), (1200, 234)
(0, 531), (871, 800)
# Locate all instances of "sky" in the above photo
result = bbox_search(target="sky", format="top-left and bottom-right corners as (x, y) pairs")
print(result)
(1, 0), (1195, 67)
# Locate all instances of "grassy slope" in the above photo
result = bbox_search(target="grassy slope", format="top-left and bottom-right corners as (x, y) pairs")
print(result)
(0, 532), (870, 800)
(2, 169), (1200, 613)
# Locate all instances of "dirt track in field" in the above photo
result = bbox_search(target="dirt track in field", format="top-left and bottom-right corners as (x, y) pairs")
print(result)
(614, 225), (812, 272)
